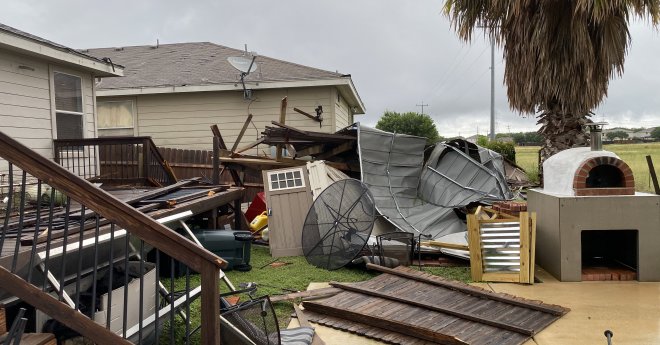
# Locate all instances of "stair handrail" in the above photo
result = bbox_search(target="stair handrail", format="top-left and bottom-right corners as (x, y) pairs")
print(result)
(1, 131), (223, 344)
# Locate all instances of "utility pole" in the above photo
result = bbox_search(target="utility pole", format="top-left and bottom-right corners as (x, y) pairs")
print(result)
(489, 35), (495, 142)
(416, 102), (429, 115)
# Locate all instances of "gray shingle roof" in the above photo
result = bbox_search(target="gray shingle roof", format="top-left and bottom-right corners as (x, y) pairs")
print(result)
(85, 42), (345, 90)
(0, 23), (120, 68)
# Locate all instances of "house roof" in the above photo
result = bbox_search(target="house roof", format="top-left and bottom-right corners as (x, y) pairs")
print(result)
(0, 23), (122, 77)
(85, 42), (365, 113)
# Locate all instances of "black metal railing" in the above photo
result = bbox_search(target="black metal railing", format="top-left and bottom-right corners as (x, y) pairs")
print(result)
(53, 137), (176, 187)
(0, 132), (223, 345)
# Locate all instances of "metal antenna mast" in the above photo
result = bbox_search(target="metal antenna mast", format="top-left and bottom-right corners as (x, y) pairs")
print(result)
(416, 102), (429, 115)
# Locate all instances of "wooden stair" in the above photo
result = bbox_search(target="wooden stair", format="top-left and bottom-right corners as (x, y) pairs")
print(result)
(0, 304), (56, 345)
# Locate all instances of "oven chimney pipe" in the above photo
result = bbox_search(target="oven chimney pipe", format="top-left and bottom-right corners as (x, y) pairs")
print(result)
(586, 122), (607, 151)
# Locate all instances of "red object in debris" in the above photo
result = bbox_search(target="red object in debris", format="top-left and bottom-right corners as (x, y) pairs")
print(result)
(245, 192), (266, 222)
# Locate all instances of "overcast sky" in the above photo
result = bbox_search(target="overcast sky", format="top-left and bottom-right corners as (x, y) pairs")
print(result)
(3, 0), (659, 137)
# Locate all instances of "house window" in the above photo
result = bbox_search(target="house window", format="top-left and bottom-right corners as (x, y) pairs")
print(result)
(268, 168), (304, 191)
(98, 100), (135, 136)
(54, 72), (84, 139)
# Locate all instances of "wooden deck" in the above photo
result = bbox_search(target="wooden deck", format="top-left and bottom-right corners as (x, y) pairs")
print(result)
(0, 180), (243, 266)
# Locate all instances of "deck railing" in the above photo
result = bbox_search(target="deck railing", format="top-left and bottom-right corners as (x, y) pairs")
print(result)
(53, 137), (177, 187)
(0, 132), (223, 345)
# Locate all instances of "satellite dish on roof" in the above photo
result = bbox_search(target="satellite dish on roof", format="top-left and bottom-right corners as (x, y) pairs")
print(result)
(227, 55), (258, 99)
(227, 56), (259, 74)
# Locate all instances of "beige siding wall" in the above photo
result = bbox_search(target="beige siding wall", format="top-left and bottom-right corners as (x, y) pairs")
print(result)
(0, 49), (97, 175)
(107, 86), (337, 153)
(332, 87), (352, 130)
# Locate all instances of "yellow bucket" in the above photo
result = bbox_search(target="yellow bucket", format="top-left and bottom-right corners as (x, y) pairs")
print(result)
(249, 211), (268, 232)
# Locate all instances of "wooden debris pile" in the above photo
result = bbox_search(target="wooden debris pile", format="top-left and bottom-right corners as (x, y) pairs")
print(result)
(302, 264), (569, 345)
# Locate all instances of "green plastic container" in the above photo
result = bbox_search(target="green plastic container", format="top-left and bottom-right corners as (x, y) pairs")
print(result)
(192, 230), (253, 271)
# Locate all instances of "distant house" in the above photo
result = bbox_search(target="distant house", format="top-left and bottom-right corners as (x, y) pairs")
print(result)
(85, 43), (365, 153)
(0, 23), (122, 162)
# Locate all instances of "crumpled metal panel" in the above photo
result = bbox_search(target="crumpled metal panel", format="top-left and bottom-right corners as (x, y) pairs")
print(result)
(358, 125), (512, 239)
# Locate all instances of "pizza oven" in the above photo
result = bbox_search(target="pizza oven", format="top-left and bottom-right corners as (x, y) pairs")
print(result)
(542, 124), (634, 196)
(528, 123), (660, 282)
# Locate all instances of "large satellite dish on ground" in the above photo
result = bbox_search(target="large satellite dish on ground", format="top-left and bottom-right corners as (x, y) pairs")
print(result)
(227, 55), (258, 99)
(302, 179), (375, 270)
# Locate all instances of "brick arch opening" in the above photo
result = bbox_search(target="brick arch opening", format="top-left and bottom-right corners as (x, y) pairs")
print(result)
(573, 156), (635, 196)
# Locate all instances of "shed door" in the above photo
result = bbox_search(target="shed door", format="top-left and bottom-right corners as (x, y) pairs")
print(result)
(263, 167), (313, 257)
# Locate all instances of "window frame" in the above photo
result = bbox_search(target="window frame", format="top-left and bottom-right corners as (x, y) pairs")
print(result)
(267, 168), (306, 191)
(51, 69), (85, 140)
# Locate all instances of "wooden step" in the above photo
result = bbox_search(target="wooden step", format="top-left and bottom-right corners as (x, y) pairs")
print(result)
(0, 333), (56, 345)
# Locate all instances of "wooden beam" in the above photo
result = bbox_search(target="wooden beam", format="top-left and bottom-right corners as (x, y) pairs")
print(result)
(269, 287), (342, 303)
(0, 266), (130, 345)
(294, 144), (324, 158)
(276, 97), (287, 161)
(330, 282), (535, 336)
(302, 300), (468, 345)
(423, 241), (469, 251)
(293, 107), (321, 122)
(365, 264), (567, 316)
(211, 124), (243, 186)
(235, 138), (265, 154)
(313, 141), (355, 160)
(200, 263), (220, 345)
(231, 114), (253, 152)
(647, 155), (660, 195)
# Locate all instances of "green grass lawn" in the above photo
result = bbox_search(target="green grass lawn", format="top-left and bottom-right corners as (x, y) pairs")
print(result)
(161, 245), (471, 343)
(516, 142), (660, 192)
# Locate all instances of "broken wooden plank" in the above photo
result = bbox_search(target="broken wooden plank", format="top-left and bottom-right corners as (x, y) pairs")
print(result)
(329, 282), (535, 336)
(270, 287), (342, 303)
(422, 241), (469, 251)
(293, 107), (321, 122)
(276, 97), (287, 161)
(302, 300), (469, 345)
(235, 138), (265, 154)
(231, 114), (254, 152)
(365, 264), (567, 316)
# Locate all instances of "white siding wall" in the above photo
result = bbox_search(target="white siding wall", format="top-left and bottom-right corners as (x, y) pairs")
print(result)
(0, 49), (97, 178)
(0, 50), (96, 159)
(332, 87), (351, 130)
(127, 86), (336, 154)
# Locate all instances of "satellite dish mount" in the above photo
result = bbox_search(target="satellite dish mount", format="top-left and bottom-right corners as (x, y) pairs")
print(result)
(228, 54), (259, 100)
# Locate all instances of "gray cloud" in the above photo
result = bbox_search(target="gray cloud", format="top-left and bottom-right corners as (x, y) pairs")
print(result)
(2, 0), (658, 137)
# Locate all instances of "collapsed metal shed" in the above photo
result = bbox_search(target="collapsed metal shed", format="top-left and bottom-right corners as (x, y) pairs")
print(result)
(357, 125), (512, 240)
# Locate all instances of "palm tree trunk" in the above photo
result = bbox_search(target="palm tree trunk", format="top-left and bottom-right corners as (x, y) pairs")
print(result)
(537, 102), (591, 164)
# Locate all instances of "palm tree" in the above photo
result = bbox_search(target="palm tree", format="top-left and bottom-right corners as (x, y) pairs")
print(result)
(444, 1), (659, 162)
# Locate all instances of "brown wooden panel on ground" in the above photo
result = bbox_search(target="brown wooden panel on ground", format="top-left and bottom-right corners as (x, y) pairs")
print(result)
(303, 301), (469, 345)
(306, 266), (569, 345)
(365, 264), (567, 316)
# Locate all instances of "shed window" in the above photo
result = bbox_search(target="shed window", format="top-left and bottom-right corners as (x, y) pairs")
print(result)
(54, 72), (84, 139)
(268, 168), (304, 191)
(98, 100), (135, 136)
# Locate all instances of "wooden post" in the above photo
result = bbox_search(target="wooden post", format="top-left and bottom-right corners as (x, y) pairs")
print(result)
(142, 138), (150, 183)
(213, 137), (220, 185)
(646, 155), (660, 195)
(276, 97), (287, 161)
(200, 264), (220, 345)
